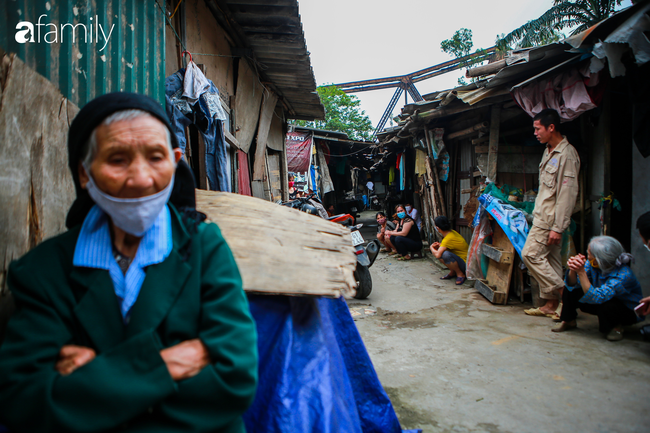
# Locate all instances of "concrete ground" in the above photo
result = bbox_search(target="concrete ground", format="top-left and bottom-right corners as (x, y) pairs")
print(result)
(348, 211), (650, 433)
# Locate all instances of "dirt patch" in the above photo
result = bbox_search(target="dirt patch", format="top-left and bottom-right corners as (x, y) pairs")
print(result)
(377, 308), (437, 329)
(384, 386), (438, 430)
(385, 387), (511, 433)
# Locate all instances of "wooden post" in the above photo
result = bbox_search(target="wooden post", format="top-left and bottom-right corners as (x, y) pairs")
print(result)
(423, 126), (446, 218)
(487, 105), (501, 182)
(602, 93), (611, 236)
(253, 91), (279, 181)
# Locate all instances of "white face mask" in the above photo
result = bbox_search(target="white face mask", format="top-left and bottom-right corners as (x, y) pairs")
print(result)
(405, 206), (412, 212)
(84, 166), (175, 237)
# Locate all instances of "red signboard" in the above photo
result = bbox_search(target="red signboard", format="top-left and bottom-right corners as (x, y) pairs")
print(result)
(286, 131), (312, 173)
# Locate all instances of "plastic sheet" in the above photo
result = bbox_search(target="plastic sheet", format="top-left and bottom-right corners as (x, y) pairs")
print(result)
(472, 195), (530, 258)
(244, 295), (421, 433)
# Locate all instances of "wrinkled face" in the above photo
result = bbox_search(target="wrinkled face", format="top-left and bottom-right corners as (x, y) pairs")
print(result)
(79, 116), (182, 199)
(533, 120), (554, 145)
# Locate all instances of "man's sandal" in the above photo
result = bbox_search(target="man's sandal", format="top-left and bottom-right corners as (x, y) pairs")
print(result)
(440, 273), (456, 280)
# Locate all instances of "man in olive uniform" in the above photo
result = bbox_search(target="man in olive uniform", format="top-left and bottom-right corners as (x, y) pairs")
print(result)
(522, 109), (580, 317)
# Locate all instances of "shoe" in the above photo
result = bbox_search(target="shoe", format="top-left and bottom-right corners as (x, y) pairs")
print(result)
(440, 273), (456, 280)
(524, 308), (557, 318)
(552, 321), (577, 332)
(606, 328), (624, 341)
(455, 276), (467, 285)
(551, 313), (561, 322)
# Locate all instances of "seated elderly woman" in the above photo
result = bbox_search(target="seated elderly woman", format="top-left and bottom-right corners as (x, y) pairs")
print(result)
(429, 216), (469, 285)
(553, 236), (643, 341)
(376, 211), (397, 253)
(384, 204), (423, 260)
(0, 93), (258, 432)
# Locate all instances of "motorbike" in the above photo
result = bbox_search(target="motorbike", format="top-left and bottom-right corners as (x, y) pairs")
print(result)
(280, 195), (379, 299)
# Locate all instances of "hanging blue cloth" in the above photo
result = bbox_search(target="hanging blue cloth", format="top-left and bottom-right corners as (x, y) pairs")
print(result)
(244, 295), (422, 433)
(399, 153), (405, 191)
(310, 165), (319, 199)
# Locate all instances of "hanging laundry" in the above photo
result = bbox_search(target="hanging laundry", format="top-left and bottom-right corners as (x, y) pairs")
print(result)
(437, 151), (450, 182)
(183, 61), (211, 104)
(389, 166), (395, 185)
(415, 149), (427, 175)
(165, 64), (230, 192)
(399, 153), (405, 191)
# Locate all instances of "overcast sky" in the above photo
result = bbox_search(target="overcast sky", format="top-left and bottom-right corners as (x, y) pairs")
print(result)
(298, 0), (632, 128)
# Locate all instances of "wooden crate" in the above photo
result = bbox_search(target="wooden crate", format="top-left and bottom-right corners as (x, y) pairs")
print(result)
(476, 223), (516, 305)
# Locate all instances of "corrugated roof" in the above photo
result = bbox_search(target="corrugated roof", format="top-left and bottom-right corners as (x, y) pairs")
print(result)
(205, 0), (324, 121)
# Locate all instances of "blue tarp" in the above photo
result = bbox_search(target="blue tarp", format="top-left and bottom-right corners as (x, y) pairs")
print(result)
(245, 295), (421, 433)
(473, 195), (530, 259)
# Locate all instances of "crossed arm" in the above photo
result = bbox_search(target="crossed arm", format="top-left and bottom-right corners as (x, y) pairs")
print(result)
(56, 339), (209, 379)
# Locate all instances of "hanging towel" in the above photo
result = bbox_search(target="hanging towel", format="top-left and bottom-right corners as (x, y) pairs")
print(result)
(183, 61), (211, 104)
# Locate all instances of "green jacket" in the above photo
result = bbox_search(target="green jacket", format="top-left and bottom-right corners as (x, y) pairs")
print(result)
(0, 206), (258, 432)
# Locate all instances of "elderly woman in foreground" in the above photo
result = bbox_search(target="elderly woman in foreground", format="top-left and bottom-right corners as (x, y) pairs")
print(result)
(553, 236), (643, 341)
(0, 93), (257, 432)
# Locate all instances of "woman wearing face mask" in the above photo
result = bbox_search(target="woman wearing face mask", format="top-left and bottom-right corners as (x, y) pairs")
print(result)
(384, 204), (423, 260)
(0, 93), (257, 432)
(554, 236), (643, 341)
(376, 211), (397, 253)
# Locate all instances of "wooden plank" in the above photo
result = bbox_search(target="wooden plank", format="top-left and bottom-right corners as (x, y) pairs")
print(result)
(475, 146), (488, 154)
(481, 243), (513, 264)
(196, 190), (357, 298)
(446, 121), (489, 140)
(475, 280), (506, 304)
(224, 129), (240, 150)
(267, 152), (282, 201)
(0, 54), (79, 331)
(253, 91), (279, 181)
(234, 61), (264, 153)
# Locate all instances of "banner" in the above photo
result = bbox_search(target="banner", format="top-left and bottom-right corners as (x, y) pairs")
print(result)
(286, 131), (313, 173)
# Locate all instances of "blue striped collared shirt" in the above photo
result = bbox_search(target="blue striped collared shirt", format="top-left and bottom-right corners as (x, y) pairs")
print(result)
(73, 205), (173, 322)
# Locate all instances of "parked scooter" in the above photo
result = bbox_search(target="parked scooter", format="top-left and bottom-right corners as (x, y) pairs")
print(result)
(280, 195), (379, 299)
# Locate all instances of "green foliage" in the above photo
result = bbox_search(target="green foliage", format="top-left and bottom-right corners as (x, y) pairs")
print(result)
(441, 28), (487, 84)
(441, 28), (474, 60)
(294, 85), (374, 141)
(496, 0), (623, 50)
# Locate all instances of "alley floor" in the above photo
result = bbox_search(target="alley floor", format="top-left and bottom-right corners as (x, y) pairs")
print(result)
(347, 211), (650, 433)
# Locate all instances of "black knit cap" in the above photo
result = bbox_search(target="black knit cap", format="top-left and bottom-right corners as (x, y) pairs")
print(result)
(66, 92), (197, 228)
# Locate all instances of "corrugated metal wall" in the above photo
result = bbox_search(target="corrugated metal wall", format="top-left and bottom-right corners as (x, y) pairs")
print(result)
(1, 0), (166, 107)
